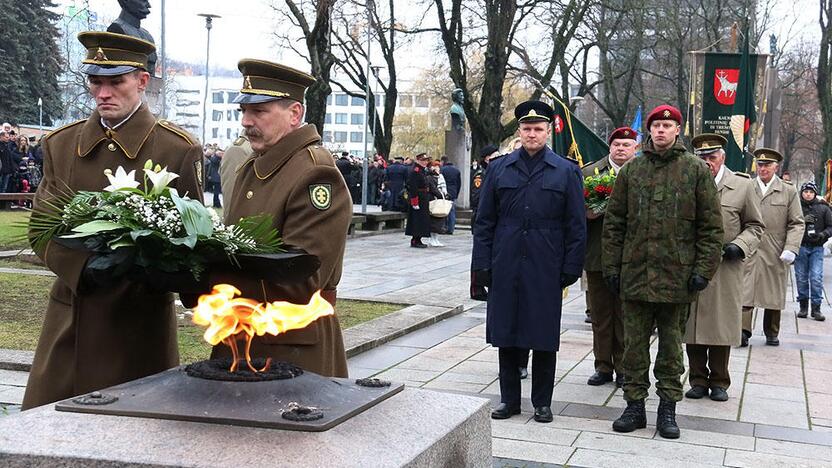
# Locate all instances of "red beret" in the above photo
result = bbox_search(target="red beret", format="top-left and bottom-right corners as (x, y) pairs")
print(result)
(608, 127), (637, 144)
(646, 105), (682, 127)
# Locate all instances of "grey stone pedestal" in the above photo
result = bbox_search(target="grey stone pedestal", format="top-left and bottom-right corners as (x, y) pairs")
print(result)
(0, 388), (491, 467)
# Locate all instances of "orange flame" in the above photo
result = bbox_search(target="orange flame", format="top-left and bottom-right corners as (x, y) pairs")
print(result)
(192, 284), (334, 373)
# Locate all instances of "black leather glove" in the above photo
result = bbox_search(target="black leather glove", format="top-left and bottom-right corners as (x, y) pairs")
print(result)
(560, 273), (580, 289)
(472, 269), (491, 288)
(80, 249), (135, 292)
(722, 243), (745, 261)
(130, 267), (211, 295)
(808, 232), (823, 242)
(688, 273), (709, 292)
(470, 270), (489, 301)
(605, 275), (621, 296)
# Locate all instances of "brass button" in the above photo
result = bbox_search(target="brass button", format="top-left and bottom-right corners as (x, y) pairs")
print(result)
(246, 190), (253, 199)
(107, 142), (117, 152)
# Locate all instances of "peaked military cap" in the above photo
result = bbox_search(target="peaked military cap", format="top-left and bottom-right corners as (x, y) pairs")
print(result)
(515, 100), (554, 123)
(233, 59), (316, 104)
(78, 31), (155, 76)
(608, 127), (637, 144)
(646, 104), (683, 127)
(691, 133), (727, 156)
(753, 147), (783, 163)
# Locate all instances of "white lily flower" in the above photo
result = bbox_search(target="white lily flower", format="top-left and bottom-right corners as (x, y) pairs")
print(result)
(103, 166), (140, 192)
(144, 166), (179, 195)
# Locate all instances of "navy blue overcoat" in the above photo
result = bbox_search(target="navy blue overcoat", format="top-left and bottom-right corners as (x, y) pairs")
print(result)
(472, 146), (586, 351)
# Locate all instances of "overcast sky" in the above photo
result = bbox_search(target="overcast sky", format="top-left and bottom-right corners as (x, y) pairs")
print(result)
(52, 0), (820, 77)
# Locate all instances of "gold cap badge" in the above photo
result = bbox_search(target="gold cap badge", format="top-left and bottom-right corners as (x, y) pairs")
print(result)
(94, 47), (108, 61)
(663, 110), (671, 117)
(243, 76), (252, 90)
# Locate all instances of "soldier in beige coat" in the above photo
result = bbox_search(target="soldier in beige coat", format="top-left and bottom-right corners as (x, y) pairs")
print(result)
(219, 135), (252, 221)
(209, 59), (352, 377)
(684, 135), (764, 402)
(22, 32), (204, 409)
(741, 148), (804, 346)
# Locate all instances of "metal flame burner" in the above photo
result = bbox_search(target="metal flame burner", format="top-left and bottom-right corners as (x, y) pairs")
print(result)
(55, 359), (403, 432)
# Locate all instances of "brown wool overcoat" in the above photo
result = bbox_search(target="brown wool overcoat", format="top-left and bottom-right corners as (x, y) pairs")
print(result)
(742, 176), (804, 310)
(210, 124), (352, 377)
(22, 104), (204, 409)
(686, 169), (765, 346)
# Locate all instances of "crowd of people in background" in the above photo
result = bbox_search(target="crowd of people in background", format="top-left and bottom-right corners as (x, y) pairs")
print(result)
(0, 122), (43, 208)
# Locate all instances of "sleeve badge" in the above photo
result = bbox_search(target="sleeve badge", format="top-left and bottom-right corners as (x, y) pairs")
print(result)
(309, 183), (332, 210)
(194, 159), (203, 186)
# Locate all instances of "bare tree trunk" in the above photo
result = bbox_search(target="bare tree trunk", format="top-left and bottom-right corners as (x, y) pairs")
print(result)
(818, 0), (832, 171)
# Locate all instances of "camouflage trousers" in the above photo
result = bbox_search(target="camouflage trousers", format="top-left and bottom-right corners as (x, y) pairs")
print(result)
(621, 300), (690, 402)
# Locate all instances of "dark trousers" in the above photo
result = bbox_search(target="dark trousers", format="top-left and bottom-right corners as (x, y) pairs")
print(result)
(686, 344), (731, 389)
(498, 347), (556, 408)
(742, 307), (781, 338)
(586, 271), (624, 375)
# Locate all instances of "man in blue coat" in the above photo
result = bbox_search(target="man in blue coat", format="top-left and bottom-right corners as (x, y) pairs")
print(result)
(384, 156), (408, 212)
(440, 156), (461, 233)
(471, 100), (586, 423)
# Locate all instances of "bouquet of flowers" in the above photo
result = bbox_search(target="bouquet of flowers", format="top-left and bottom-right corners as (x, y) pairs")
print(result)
(28, 160), (284, 281)
(584, 167), (616, 215)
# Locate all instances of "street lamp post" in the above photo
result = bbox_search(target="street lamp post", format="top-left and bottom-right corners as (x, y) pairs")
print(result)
(370, 65), (383, 151)
(37, 97), (43, 137)
(360, 4), (372, 214)
(198, 13), (220, 145)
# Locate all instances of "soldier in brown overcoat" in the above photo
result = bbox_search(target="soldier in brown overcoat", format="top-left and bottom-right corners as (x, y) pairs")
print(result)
(684, 134), (764, 402)
(209, 59), (352, 377)
(583, 126), (638, 388)
(22, 32), (204, 409)
(741, 148), (804, 346)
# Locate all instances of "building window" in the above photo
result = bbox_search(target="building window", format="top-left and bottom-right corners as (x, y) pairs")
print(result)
(212, 128), (218, 138)
(212, 92), (224, 104)
(350, 132), (363, 143)
(335, 93), (348, 106)
(227, 92), (239, 103)
(327, 94), (332, 105)
(351, 96), (365, 107)
(334, 131), (347, 143)
(227, 110), (233, 121)
(335, 113), (348, 124)
(351, 114), (364, 125)
(226, 128), (231, 139)
(234, 110), (240, 121)
(415, 95), (429, 107)
(325, 113), (332, 124)
(375, 95), (384, 107)
(399, 95), (412, 107)
(322, 131), (332, 142)
(212, 110), (223, 121)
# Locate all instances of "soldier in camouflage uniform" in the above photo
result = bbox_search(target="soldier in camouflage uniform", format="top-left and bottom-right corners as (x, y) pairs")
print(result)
(602, 105), (723, 439)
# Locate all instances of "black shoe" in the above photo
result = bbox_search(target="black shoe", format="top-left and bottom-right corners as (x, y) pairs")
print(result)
(612, 399), (646, 433)
(587, 371), (614, 386)
(657, 399), (680, 439)
(533, 406), (553, 423)
(519, 367), (529, 379)
(765, 336), (780, 346)
(812, 303), (826, 322)
(491, 403), (521, 419)
(685, 385), (708, 399)
(709, 387), (729, 402)
(740, 330), (751, 347)
(615, 374), (624, 388)
(410, 239), (427, 249)
(584, 311), (592, 323)
(798, 299), (809, 318)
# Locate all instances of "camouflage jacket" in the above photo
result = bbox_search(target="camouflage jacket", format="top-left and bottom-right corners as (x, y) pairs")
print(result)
(601, 138), (723, 303)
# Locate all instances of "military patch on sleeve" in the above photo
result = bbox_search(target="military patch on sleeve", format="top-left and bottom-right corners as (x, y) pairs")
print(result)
(309, 183), (332, 210)
(473, 175), (482, 189)
(194, 159), (203, 186)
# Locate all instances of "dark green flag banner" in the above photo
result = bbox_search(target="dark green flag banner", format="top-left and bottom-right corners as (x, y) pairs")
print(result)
(550, 97), (609, 166)
(700, 52), (761, 171)
(727, 29), (758, 171)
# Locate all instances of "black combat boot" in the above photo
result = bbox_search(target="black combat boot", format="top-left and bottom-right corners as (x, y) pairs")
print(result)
(812, 303), (826, 322)
(612, 399), (646, 433)
(656, 399), (680, 439)
(798, 300), (809, 318)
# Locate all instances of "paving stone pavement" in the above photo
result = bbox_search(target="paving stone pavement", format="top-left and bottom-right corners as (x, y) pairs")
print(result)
(4, 231), (832, 466)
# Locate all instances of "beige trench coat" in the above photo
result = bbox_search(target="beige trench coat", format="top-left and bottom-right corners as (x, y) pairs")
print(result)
(686, 170), (764, 346)
(742, 176), (804, 310)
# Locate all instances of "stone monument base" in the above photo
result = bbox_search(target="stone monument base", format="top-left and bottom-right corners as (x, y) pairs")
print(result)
(0, 388), (491, 467)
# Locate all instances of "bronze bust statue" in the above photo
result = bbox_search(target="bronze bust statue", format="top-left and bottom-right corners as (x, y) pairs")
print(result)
(449, 88), (465, 131)
(107, 0), (157, 74)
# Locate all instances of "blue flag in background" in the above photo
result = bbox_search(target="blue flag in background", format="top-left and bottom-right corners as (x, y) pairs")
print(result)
(630, 105), (643, 144)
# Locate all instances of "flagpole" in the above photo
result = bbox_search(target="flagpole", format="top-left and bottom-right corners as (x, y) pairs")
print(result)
(528, 77), (584, 165)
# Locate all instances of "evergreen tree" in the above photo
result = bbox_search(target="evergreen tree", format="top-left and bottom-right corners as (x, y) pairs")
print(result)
(0, 0), (63, 126)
